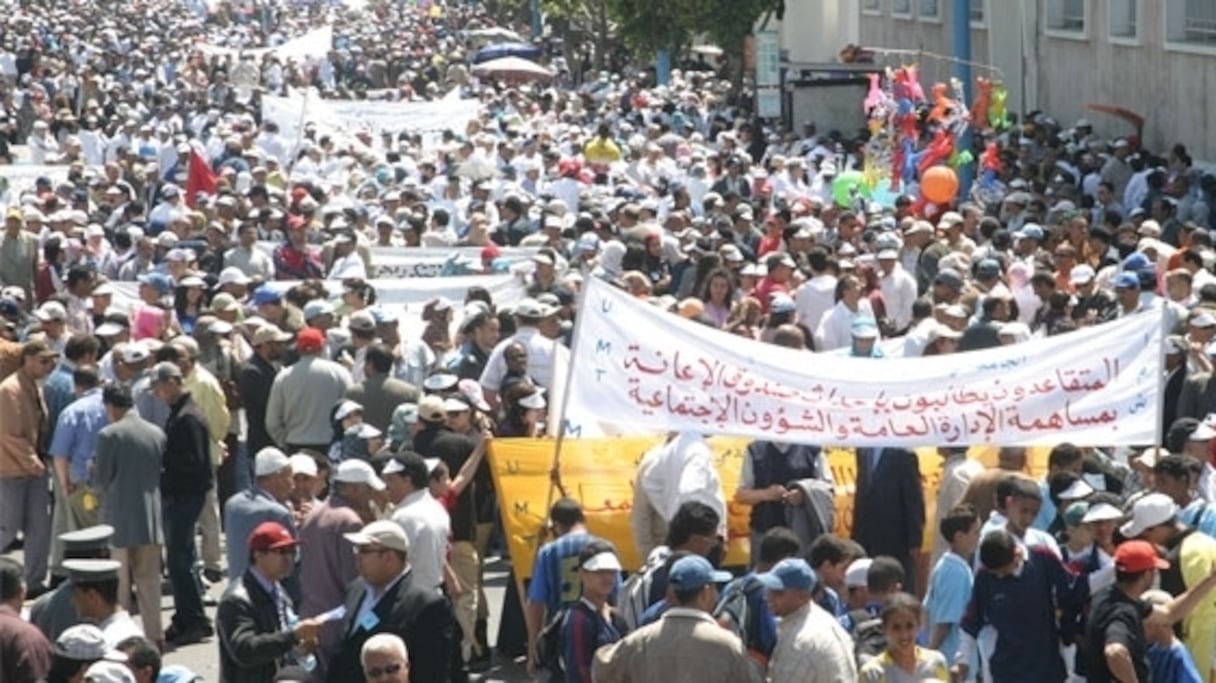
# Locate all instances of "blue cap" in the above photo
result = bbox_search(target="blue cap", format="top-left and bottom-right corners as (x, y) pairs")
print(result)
(369, 306), (399, 325)
(137, 272), (173, 295)
(1122, 252), (1152, 271)
(1113, 271), (1141, 289)
(976, 258), (1002, 277)
(770, 294), (796, 314)
(667, 555), (732, 591)
(0, 297), (19, 317)
(252, 286), (283, 306)
(851, 317), (880, 338)
(756, 557), (817, 592)
(1016, 224), (1044, 241)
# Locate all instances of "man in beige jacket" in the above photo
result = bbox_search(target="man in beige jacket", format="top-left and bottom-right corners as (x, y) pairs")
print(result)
(592, 555), (761, 683)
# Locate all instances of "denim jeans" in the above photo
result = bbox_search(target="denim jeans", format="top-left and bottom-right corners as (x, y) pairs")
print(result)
(164, 492), (207, 628)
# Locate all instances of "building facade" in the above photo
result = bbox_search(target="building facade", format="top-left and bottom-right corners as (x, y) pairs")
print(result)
(857, 0), (1216, 159)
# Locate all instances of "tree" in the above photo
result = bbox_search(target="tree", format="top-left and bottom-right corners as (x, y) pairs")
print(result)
(604, 0), (783, 69)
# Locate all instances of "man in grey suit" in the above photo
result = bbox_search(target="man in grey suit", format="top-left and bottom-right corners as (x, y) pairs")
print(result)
(223, 447), (296, 594)
(93, 383), (166, 647)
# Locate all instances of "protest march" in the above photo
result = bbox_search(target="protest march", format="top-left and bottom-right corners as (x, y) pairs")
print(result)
(1, 1), (1215, 683)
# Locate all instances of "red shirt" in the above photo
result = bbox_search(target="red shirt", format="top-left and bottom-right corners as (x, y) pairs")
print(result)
(753, 277), (789, 314)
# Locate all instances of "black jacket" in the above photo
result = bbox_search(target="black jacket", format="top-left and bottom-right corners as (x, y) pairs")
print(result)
(851, 448), (926, 591)
(413, 426), (478, 541)
(239, 355), (277, 456)
(328, 568), (459, 683)
(216, 571), (299, 683)
(161, 392), (213, 496)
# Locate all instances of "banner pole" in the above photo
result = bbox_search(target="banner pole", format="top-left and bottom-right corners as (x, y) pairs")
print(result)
(514, 279), (594, 663)
(1155, 305), (1169, 449)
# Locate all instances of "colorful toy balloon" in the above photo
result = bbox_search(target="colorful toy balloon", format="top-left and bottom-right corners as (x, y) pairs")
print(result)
(832, 170), (872, 207)
(920, 166), (959, 204)
(989, 82), (1009, 130)
(971, 77), (992, 131)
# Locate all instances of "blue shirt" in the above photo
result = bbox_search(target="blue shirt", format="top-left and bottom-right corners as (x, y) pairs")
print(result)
(817, 585), (845, 617)
(562, 597), (623, 683)
(961, 547), (1089, 682)
(49, 389), (107, 484)
(1031, 479), (1056, 531)
(529, 532), (607, 614)
(1147, 640), (1204, 683)
(1180, 500), (1216, 539)
(44, 361), (78, 437)
(922, 551), (972, 665)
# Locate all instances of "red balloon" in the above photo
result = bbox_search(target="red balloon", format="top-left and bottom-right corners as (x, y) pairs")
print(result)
(920, 166), (959, 204)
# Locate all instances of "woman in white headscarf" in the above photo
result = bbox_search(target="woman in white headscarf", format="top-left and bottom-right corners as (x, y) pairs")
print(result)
(592, 239), (626, 282)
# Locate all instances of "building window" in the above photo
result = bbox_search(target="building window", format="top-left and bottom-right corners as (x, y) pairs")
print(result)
(970, 0), (985, 24)
(918, 0), (940, 19)
(1109, 0), (1137, 39)
(1167, 0), (1216, 46)
(1045, 0), (1086, 33)
(862, 0), (881, 11)
(892, 0), (911, 17)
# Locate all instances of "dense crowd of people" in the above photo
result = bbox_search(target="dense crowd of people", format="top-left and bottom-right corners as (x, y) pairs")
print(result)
(3, 0), (1216, 682)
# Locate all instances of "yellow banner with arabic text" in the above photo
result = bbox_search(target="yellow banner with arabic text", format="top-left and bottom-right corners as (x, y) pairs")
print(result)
(488, 438), (1051, 578)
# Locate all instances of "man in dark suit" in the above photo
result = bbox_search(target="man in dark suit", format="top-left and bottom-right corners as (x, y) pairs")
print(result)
(1163, 335), (1188, 443)
(217, 521), (322, 683)
(329, 520), (459, 683)
(152, 360), (215, 646)
(851, 447), (926, 592)
(93, 383), (166, 647)
(238, 324), (291, 458)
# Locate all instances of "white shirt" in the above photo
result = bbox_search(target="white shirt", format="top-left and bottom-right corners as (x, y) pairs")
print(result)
(768, 602), (858, 683)
(479, 326), (569, 393)
(99, 609), (143, 648)
(328, 251), (368, 280)
(879, 265), (918, 331)
(390, 489), (450, 593)
(637, 432), (727, 535)
(793, 274), (837, 333)
(814, 299), (874, 352)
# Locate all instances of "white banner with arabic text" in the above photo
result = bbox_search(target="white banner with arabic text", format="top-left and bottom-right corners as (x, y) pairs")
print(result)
(563, 278), (1163, 446)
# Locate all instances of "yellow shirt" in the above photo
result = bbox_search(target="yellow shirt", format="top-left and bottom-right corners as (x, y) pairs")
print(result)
(185, 366), (230, 466)
(583, 138), (621, 164)
(1180, 531), (1216, 681)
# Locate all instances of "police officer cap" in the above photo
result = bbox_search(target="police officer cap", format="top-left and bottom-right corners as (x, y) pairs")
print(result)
(59, 525), (115, 552)
(62, 559), (121, 583)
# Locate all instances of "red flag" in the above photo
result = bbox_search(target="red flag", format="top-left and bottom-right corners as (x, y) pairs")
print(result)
(185, 148), (217, 209)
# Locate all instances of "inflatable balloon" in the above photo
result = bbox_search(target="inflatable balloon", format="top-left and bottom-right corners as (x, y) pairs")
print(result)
(864, 73), (885, 113)
(927, 82), (954, 123)
(979, 141), (1002, 190)
(971, 77), (992, 131)
(832, 170), (872, 207)
(989, 82), (1009, 130)
(917, 130), (955, 175)
(920, 166), (959, 204)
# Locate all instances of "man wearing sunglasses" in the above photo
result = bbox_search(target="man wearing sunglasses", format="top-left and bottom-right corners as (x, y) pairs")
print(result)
(217, 521), (322, 683)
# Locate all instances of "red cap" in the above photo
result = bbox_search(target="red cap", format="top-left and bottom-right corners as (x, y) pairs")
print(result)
(1114, 540), (1169, 573)
(247, 521), (299, 551)
(481, 244), (501, 264)
(297, 328), (325, 354)
(286, 215), (306, 230)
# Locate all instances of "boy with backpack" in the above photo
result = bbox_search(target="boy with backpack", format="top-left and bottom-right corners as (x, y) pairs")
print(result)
(713, 528), (800, 672)
(807, 534), (866, 617)
(841, 556), (906, 666)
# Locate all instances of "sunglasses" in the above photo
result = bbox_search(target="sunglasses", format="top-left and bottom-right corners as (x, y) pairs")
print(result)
(366, 663), (404, 678)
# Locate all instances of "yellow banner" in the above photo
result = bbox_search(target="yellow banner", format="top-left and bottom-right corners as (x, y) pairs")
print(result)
(487, 438), (1051, 579)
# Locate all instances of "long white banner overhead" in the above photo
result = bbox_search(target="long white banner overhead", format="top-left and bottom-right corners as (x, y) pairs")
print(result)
(243, 242), (538, 278)
(262, 94), (479, 142)
(196, 25), (333, 61)
(564, 278), (1164, 446)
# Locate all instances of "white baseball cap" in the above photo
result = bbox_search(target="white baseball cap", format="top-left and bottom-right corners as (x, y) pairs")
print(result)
(288, 453), (319, 478)
(253, 447), (291, 477)
(1120, 493), (1179, 538)
(333, 459), (385, 491)
(844, 558), (872, 588)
